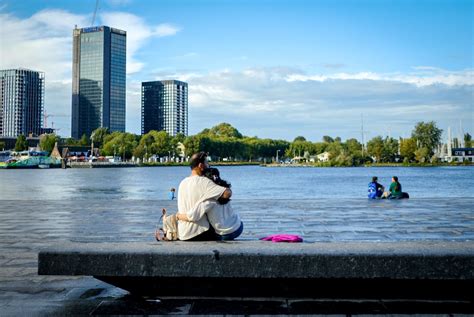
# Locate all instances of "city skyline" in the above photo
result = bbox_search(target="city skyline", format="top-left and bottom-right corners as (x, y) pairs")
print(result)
(0, 0), (472, 141)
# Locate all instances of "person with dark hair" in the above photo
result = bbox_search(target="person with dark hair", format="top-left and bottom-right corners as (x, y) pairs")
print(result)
(382, 176), (403, 199)
(177, 167), (243, 240)
(175, 152), (232, 241)
(168, 187), (176, 200)
(368, 176), (384, 199)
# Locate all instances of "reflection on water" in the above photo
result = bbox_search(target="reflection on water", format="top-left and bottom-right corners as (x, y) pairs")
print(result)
(0, 166), (473, 200)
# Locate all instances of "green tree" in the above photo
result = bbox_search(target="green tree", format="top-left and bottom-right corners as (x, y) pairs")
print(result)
(206, 122), (243, 138)
(382, 137), (399, 162)
(0, 141), (5, 150)
(366, 136), (384, 162)
(411, 121), (443, 156)
(399, 138), (417, 162)
(15, 135), (28, 151)
(79, 134), (89, 146)
(91, 127), (109, 148)
(63, 137), (79, 146)
(102, 132), (138, 160)
(39, 134), (59, 154)
(464, 133), (472, 148)
(322, 135), (334, 143)
(345, 138), (364, 165)
(326, 141), (343, 160)
(293, 136), (306, 142)
(414, 147), (430, 163)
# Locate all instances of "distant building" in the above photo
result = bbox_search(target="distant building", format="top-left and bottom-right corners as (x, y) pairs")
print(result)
(442, 147), (473, 163)
(71, 26), (126, 139)
(0, 69), (44, 137)
(141, 80), (188, 136)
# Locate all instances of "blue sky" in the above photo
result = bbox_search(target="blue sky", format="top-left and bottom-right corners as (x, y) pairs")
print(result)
(0, 0), (472, 141)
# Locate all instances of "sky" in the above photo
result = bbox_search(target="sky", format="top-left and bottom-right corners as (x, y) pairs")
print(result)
(0, 0), (472, 142)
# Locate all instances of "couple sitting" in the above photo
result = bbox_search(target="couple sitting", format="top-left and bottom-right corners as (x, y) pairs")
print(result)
(368, 176), (409, 199)
(166, 151), (243, 241)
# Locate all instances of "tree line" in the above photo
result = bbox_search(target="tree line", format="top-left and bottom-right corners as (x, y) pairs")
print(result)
(9, 121), (473, 166)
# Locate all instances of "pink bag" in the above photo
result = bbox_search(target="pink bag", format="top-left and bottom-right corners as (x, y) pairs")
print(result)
(260, 234), (303, 243)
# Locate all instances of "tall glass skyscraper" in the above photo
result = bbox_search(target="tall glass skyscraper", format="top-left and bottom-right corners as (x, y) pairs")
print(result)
(141, 80), (188, 136)
(71, 26), (126, 139)
(0, 69), (44, 137)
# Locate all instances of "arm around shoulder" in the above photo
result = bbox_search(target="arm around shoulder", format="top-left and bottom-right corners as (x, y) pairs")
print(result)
(221, 188), (232, 199)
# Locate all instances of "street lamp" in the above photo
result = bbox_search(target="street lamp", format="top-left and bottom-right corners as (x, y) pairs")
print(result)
(90, 132), (95, 163)
(276, 149), (280, 163)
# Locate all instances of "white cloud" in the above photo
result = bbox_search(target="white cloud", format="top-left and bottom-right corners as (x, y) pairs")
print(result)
(100, 12), (180, 74)
(285, 69), (474, 87)
(156, 67), (473, 141)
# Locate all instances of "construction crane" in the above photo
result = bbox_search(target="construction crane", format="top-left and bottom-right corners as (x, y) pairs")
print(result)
(91, 0), (100, 26)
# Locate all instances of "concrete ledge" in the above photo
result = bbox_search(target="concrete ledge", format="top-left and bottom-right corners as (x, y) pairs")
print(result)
(38, 241), (474, 298)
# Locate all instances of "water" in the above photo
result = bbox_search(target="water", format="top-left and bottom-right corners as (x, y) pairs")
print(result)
(1, 165), (473, 200)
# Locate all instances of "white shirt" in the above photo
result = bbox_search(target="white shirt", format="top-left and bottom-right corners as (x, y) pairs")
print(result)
(177, 175), (226, 240)
(186, 200), (241, 235)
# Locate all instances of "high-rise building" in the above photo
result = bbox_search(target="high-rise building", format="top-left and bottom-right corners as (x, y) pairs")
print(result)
(0, 69), (44, 137)
(71, 26), (126, 139)
(141, 80), (188, 136)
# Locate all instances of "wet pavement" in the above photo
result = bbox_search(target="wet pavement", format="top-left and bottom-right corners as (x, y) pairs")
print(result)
(1, 198), (473, 315)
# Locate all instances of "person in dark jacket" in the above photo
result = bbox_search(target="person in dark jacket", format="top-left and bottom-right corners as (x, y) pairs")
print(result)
(368, 176), (384, 199)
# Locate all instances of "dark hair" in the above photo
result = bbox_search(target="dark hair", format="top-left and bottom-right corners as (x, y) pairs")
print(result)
(190, 152), (208, 169)
(203, 167), (231, 204)
(392, 176), (400, 191)
(372, 176), (378, 182)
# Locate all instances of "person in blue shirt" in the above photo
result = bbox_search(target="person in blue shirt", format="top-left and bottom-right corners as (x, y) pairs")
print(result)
(368, 176), (384, 199)
(168, 187), (176, 200)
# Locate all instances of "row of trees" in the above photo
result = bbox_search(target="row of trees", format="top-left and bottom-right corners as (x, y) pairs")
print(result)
(8, 121), (472, 166)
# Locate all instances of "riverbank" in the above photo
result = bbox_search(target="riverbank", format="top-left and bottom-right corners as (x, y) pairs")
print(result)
(262, 161), (473, 168)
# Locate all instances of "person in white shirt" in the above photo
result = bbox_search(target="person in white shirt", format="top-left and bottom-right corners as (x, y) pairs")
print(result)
(177, 167), (243, 240)
(175, 152), (232, 241)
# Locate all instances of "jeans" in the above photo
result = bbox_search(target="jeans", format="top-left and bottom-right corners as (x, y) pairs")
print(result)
(216, 222), (244, 241)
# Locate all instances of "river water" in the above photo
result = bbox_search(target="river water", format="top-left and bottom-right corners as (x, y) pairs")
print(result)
(1, 165), (473, 200)
(0, 165), (473, 243)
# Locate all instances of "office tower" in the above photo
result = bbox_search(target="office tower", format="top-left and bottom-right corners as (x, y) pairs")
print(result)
(71, 26), (126, 139)
(0, 69), (44, 137)
(141, 80), (188, 136)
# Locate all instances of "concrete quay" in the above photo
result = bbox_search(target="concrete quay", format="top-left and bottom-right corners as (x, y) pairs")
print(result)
(38, 241), (474, 298)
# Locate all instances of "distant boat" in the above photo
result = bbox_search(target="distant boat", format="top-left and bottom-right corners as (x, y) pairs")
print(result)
(0, 150), (60, 169)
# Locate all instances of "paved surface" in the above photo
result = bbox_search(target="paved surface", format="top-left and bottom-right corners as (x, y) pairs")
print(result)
(1, 198), (474, 315)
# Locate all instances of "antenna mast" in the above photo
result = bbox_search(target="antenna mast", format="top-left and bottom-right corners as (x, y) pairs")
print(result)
(361, 114), (365, 155)
(91, 0), (99, 26)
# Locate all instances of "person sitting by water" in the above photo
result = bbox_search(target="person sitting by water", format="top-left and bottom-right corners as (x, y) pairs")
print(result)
(368, 176), (384, 199)
(176, 167), (243, 241)
(383, 176), (403, 199)
(168, 187), (176, 200)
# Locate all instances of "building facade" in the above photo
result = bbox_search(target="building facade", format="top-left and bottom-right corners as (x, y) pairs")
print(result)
(71, 26), (126, 139)
(141, 80), (188, 136)
(0, 69), (44, 137)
